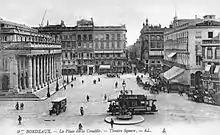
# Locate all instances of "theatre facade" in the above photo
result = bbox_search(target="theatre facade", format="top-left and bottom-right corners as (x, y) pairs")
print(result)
(0, 19), (62, 93)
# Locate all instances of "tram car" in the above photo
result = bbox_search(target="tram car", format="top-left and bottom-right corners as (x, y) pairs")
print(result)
(107, 94), (158, 115)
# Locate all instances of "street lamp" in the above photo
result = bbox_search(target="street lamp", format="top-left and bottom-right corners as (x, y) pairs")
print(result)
(56, 70), (59, 91)
(71, 71), (74, 81)
(47, 73), (51, 97)
(67, 74), (69, 84)
(122, 80), (126, 94)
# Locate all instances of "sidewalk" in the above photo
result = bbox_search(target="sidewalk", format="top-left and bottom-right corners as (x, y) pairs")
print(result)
(0, 76), (75, 101)
(34, 75), (74, 100)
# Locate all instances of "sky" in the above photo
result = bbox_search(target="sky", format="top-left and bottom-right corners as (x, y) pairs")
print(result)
(1, 0), (220, 45)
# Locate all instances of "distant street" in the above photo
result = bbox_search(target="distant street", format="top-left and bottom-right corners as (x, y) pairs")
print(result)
(1, 73), (220, 135)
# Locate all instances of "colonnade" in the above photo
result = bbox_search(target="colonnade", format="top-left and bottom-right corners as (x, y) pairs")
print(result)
(17, 54), (62, 92)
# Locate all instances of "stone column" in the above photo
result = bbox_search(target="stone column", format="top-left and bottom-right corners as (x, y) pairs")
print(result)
(50, 55), (53, 81)
(52, 55), (55, 81)
(9, 56), (19, 93)
(43, 56), (47, 86)
(40, 55), (44, 87)
(36, 56), (40, 90)
(47, 55), (50, 82)
(28, 56), (33, 92)
(43, 55), (47, 86)
(32, 56), (36, 91)
(52, 55), (56, 81)
(48, 55), (51, 83)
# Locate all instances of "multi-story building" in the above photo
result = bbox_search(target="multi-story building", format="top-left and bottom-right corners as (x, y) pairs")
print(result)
(140, 19), (166, 75)
(0, 19), (62, 94)
(93, 24), (127, 74)
(36, 18), (127, 75)
(127, 39), (142, 72)
(35, 21), (78, 76)
(162, 15), (220, 90)
(201, 34), (220, 92)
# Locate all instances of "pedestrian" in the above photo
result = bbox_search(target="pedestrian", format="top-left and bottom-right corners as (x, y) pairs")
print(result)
(98, 78), (100, 82)
(78, 123), (83, 130)
(110, 118), (114, 128)
(20, 102), (24, 110)
(115, 82), (118, 88)
(162, 128), (166, 134)
(15, 102), (19, 110)
(64, 85), (66, 90)
(86, 95), (89, 102)
(80, 107), (84, 116)
(104, 94), (107, 101)
(82, 80), (84, 84)
(18, 115), (22, 125)
(71, 84), (74, 88)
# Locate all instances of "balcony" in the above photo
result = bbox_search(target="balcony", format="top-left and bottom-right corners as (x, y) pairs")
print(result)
(203, 58), (220, 64)
(202, 40), (220, 45)
(149, 51), (164, 56)
(202, 73), (220, 81)
(163, 59), (189, 69)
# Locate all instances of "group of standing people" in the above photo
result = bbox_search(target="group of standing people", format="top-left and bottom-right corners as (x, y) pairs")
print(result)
(15, 102), (24, 110)
(15, 102), (24, 125)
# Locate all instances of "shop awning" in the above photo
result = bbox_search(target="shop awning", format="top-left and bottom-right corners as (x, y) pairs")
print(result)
(214, 65), (220, 73)
(160, 66), (185, 81)
(168, 52), (177, 58)
(205, 65), (211, 72)
(99, 65), (111, 69)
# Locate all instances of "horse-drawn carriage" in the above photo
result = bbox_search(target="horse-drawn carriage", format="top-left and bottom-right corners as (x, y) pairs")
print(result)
(187, 89), (216, 104)
(49, 97), (67, 115)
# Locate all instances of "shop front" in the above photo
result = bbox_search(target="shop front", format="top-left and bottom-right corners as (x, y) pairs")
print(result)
(160, 66), (189, 93)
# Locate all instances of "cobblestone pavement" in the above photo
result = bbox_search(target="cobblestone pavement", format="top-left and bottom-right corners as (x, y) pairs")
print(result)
(1, 73), (220, 135)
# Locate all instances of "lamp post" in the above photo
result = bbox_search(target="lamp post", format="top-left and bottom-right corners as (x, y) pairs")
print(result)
(56, 70), (59, 91)
(67, 74), (69, 84)
(71, 71), (74, 81)
(122, 80), (126, 94)
(47, 73), (50, 97)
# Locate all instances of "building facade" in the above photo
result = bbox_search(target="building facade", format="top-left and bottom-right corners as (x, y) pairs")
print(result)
(163, 15), (220, 89)
(201, 34), (220, 92)
(36, 18), (127, 75)
(0, 19), (62, 93)
(140, 19), (165, 75)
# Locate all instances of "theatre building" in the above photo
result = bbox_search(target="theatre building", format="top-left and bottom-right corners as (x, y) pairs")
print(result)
(162, 15), (220, 91)
(0, 19), (62, 94)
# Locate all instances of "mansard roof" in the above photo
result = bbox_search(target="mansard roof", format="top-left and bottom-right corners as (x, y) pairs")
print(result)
(196, 20), (220, 26)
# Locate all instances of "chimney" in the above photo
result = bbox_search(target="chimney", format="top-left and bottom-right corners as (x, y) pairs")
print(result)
(195, 15), (197, 19)
(203, 15), (216, 20)
(146, 18), (148, 25)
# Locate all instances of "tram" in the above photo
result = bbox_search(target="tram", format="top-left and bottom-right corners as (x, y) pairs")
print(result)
(107, 93), (158, 115)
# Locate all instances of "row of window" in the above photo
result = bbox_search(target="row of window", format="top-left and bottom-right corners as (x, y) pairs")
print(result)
(76, 60), (123, 66)
(77, 34), (93, 41)
(150, 41), (164, 48)
(63, 52), (122, 59)
(205, 47), (220, 59)
(77, 33), (122, 41)
(166, 31), (188, 41)
(0, 35), (57, 43)
(95, 42), (121, 49)
(1, 59), (8, 71)
(144, 35), (163, 41)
